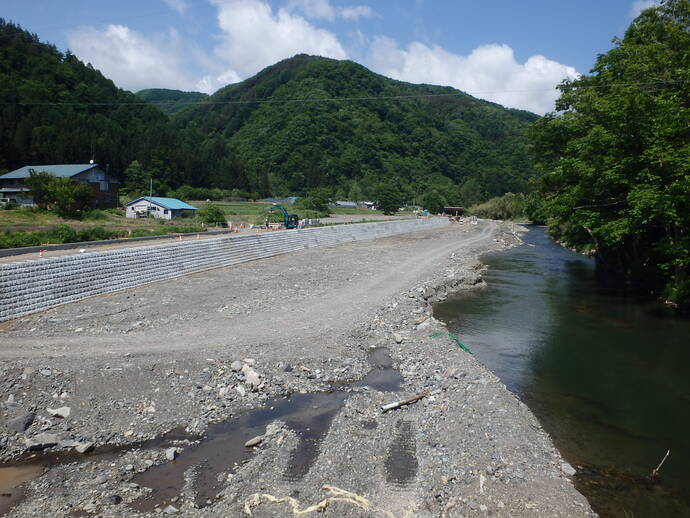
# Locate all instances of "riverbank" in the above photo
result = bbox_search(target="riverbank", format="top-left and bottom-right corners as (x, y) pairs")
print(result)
(0, 221), (594, 517)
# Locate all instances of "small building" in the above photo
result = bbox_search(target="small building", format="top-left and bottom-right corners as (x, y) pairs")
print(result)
(331, 200), (358, 209)
(443, 206), (465, 217)
(126, 196), (198, 219)
(0, 164), (120, 207)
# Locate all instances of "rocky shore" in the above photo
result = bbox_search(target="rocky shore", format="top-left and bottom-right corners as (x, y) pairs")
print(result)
(0, 221), (595, 517)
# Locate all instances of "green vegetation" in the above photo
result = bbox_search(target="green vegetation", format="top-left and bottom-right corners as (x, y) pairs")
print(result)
(24, 171), (93, 216)
(174, 54), (538, 203)
(196, 202), (226, 225)
(135, 88), (208, 115)
(1, 20), (537, 207)
(467, 193), (531, 221)
(528, 0), (690, 306)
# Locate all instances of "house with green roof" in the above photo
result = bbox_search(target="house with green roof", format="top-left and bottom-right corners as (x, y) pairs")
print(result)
(0, 164), (119, 207)
(125, 196), (198, 220)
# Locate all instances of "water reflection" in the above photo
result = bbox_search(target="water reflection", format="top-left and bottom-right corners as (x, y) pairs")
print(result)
(434, 227), (690, 518)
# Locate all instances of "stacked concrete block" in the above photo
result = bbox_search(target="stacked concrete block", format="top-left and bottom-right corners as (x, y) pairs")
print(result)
(0, 218), (449, 322)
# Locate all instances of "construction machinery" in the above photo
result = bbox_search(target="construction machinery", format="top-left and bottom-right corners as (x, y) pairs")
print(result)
(270, 204), (299, 229)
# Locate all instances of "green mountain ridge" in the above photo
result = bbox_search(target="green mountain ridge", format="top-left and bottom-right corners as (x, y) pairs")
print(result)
(135, 89), (208, 116)
(1, 19), (539, 204)
(172, 54), (539, 202)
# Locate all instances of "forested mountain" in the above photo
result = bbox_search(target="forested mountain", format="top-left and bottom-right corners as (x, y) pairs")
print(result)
(135, 89), (208, 116)
(173, 54), (539, 203)
(1, 19), (538, 204)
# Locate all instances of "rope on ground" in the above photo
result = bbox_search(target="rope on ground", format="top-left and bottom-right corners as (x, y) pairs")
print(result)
(242, 485), (400, 517)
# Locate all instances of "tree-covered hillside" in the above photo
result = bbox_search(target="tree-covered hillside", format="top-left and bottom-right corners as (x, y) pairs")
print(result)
(135, 89), (208, 116)
(174, 55), (538, 203)
(1, 19), (539, 205)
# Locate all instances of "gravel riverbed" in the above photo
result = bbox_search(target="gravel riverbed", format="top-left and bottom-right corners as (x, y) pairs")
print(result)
(0, 220), (595, 517)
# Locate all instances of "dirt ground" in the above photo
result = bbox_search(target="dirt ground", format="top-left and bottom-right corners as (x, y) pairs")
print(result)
(0, 221), (595, 517)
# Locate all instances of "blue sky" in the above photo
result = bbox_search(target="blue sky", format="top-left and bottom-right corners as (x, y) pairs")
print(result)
(3, 0), (660, 114)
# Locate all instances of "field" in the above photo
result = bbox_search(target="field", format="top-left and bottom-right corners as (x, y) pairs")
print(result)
(0, 202), (390, 249)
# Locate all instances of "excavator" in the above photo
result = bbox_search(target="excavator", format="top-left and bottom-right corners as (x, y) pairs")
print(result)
(270, 204), (299, 229)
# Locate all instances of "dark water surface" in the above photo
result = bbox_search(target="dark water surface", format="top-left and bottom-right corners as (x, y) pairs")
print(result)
(434, 227), (690, 518)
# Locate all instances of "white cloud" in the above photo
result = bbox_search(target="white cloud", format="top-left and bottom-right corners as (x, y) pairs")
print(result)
(340, 5), (374, 20)
(286, 0), (375, 21)
(67, 25), (199, 92)
(286, 0), (336, 20)
(210, 0), (347, 77)
(367, 37), (578, 114)
(163, 0), (189, 14)
(630, 0), (660, 18)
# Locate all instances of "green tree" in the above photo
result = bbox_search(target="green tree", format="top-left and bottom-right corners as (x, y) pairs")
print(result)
(24, 170), (55, 210)
(375, 183), (402, 215)
(529, 0), (690, 306)
(421, 190), (447, 214)
(197, 202), (226, 225)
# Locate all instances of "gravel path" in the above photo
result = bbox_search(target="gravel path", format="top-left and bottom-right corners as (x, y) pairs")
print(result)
(0, 221), (595, 517)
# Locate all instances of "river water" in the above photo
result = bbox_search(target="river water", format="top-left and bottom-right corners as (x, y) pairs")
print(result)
(434, 226), (690, 518)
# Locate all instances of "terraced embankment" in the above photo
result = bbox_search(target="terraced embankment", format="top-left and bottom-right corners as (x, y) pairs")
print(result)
(0, 221), (595, 517)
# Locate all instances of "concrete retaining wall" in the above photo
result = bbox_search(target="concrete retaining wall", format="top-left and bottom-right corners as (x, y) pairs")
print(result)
(0, 218), (448, 322)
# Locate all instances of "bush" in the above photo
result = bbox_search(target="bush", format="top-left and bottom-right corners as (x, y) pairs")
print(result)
(197, 203), (226, 225)
(468, 193), (529, 221)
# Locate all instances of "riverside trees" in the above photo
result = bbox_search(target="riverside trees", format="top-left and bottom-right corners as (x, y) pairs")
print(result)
(529, 0), (690, 306)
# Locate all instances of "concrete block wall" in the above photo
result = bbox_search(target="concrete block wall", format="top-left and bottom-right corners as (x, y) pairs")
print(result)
(0, 218), (449, 322)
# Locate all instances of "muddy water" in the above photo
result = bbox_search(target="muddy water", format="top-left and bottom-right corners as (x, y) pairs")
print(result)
(0, 348), (400, 515)
(133, 347), (401, 511)
(434, 226), (690, 518)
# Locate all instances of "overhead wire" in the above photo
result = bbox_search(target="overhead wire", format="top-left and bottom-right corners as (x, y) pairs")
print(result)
(0, 79), (686, 108)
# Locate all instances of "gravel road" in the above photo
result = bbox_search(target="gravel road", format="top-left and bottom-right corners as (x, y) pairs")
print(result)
(0, 220), (595, 517)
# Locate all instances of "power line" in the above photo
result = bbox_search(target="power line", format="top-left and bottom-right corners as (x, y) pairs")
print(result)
(0, 79), (685, 108)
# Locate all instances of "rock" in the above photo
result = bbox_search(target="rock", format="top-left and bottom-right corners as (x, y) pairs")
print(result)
(235, 385), (246, 397)
(393, 333), (403, 344)
(7, 412), (34, 433)
(82, 502), (97, 513)
(47, 406), (71, 419)
(93, 475), (108, 485)
(106, 495), (122, 505)
(230, 361), (244, 372)
(124, 464), (134, 472)
(75, 441), (94, 453)
(163, 505), (179, 514)
(242, 365), (261, 388)
(244, 435), (264, 447)
(165, 447), (177, 461)
(561, 462), (576, 476)
(39, 368), (52, 377)
(25, 432), (59, 450)
(278, 361), (293, 372)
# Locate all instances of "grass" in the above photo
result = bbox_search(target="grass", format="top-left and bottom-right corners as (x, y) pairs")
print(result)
(0, 202), (391, 248)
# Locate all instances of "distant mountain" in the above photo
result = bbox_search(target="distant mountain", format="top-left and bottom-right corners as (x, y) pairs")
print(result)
(136, 89), (208, 115)
(0, 17), (540, 204)
(173, 54), (539, 203)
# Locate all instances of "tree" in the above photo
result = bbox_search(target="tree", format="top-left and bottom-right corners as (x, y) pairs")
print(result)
(375, 183), (402, 215)
(24, 170), (55, 210)
(24, 170), (93, 216)
(529, 0), (690, 306)
(421, 189), (447, 214)
(197, 202), (226, 225)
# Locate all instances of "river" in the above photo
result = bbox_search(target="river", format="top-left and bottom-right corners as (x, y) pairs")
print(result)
(434, 226), (690, 518)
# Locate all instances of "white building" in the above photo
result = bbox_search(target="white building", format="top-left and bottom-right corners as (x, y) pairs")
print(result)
(125, 196), (197, 220)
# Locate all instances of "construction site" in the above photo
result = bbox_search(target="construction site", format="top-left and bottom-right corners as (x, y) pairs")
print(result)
(0, 218), (594, 517)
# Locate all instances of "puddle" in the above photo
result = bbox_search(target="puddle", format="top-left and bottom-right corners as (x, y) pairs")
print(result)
(0, 348), (401, 515)
(0, 429), (190, 516)
(0, 464), (44, 515)
(133, 347), (401, 511)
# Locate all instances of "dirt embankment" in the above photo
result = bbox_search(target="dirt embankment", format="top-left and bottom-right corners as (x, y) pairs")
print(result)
(0, 221), (595, 517)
